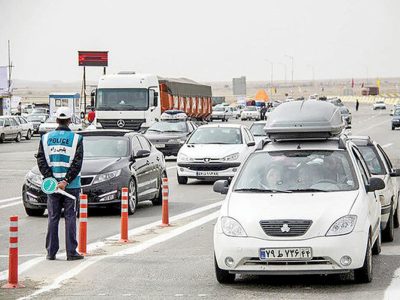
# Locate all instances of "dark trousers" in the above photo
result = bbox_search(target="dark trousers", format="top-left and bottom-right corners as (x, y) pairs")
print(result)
(46, 188), (80, 257)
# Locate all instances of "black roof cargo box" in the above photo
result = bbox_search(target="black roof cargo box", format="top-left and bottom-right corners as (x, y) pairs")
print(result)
(264, 100), (345, 140)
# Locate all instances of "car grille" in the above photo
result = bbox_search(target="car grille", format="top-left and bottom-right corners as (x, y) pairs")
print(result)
(243, 257), (332, 266)
(260, 220), (312, 237)
(81, 176), (95, 187)
(178, 162), (240, 171)
(97, 119), (146, 131)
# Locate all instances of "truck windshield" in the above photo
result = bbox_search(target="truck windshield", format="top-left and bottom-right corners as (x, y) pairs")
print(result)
(96, 88), (149, 111)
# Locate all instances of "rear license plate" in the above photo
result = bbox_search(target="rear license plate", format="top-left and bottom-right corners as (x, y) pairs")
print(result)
(259, 247), (312, 260)
(196, 171), (219, 176)
(155, 144), (165, 148)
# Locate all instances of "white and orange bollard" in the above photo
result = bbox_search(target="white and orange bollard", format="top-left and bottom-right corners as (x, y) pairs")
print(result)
(2, 216), (24, 289)
(120, 187), (129, 242)
(78, 194), (88, 255)
(161, 177), (169, 227)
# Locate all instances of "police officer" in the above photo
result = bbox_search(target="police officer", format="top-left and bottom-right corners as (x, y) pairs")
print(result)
(36, 107), (84, 261)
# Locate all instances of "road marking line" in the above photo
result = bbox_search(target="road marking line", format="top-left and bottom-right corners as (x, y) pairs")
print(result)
(0, 200), (222, 281)
(0, 196), (21, 203)
(382, 143), (393, 148)
(18, 211), (219, 300)
(0, 201), (21, 210)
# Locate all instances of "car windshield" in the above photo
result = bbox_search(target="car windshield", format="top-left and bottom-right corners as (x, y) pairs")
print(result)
(96, 88), (149, 111)
(27, 115), (47, 122)
(245, 106), (257, 111)
(147, 121), (187, 133)
(249, 123), (267, 136)
(188, 127), (242, 144)
(213, 107), (225, 112)
(357, 146), (385, 175)
(32, 108), (47, 114)
(234, 150), (358, 192)
(83, 136), (129, 158)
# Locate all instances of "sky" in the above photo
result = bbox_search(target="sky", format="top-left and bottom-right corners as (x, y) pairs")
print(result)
(0, 0), (399, 83)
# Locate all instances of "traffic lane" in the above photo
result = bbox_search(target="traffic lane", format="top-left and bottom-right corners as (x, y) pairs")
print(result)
(35, 221), (400, 300)
(0, 166), (224, 273)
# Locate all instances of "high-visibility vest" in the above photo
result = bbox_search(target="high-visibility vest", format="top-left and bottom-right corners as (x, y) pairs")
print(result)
(42, 130), (82, 189)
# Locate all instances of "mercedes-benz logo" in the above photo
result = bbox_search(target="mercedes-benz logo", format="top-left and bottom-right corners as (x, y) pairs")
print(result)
(117, 119), (125, 128)
(280, 223), (290, 233)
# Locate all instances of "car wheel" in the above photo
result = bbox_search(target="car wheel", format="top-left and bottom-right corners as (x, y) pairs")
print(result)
(392, 126), (395, 130)
(15, 132), (21, 142)
(354, 235), (373, 283)
(177, 172), (188, 185)
(24, 207), (45, 217)
(372, 228), (381, 255)
(382, 204), (394, 242)
(128, 179), (138, 215)
(214, 255), (235, 284)
(25, 129), (32, 140)
(394, 201), (399, 228)
(0, 133), (4, 143)
(152, 172), (167, 206)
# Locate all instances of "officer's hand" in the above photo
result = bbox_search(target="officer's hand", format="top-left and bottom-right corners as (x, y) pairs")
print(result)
(57, 180), (68, 191)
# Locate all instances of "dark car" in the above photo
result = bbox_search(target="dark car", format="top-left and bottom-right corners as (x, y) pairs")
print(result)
(392, 109), (400, 130)
(145, 120), (197, 156)
(339, 106), (352, 125)
(22, 130), (166, 216)
(26, 114), (48, 134)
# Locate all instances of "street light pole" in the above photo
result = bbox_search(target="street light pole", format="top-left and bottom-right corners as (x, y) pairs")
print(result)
(278, 62), (287, 84)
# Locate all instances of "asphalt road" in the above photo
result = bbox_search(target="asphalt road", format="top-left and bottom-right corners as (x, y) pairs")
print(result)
(1, 103), (400, 300)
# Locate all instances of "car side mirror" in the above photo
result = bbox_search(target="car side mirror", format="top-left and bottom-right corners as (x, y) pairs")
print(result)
(366, 177), (385, 192)
(390, 169), (400, 177)
(213, 180), (230, 194)
(133, 149), (150, 160)
(247, 141), (256, 147)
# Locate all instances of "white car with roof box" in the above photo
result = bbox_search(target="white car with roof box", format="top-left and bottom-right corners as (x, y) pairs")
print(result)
(176, 124), (256, 184)
(213, 100), (384, 284)
(349, 136), (400, 242)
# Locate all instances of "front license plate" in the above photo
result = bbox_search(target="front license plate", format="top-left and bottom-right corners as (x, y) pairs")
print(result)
(196, 171), (219, 176)
(259, 247), (312, 260)
(154, 144), (165, 148)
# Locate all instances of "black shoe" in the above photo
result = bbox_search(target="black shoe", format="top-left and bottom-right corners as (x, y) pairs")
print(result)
(67, 254), (84, 261)
(46, 255), (56, 260)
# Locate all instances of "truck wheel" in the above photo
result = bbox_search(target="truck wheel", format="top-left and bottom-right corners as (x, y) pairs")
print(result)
(354, 235), (373, 283)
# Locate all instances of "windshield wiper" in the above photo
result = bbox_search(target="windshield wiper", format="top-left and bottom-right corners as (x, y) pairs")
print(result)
(235, 188), (292, 193)
(163, 130), (184, 133)
(287, 188), (328, 193)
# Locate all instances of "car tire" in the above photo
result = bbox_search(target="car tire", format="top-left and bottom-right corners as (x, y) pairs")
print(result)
(354, 235), (373, 283)
(127, 179), (138, 215)
(214, 255), (235, 284)
(24, 207), (45, 217)
(392, 126), (395, 130)
(25, 129), (32, 140)
(372, 228), (381, 255)
(177, 172), (188, 185)
(15, 132), (21, 142)
(382, 204), (394, 242)
(152, 172), (167, 206)
(394, 202), (399, 228)
(0, 133), (4, 143)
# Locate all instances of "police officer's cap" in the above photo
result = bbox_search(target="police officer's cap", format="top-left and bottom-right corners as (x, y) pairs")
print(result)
(56, 107), (72, 120)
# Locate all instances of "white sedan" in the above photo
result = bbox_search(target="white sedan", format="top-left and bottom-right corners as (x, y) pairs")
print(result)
(38, 115), (83, 135)
(241, 106), (260, 121)
(373, 100), (386, 110)
(176, 124), (256, 184)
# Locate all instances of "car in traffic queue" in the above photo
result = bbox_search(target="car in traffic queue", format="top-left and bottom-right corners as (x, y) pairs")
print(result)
(0, 116), (23, 143)
(211, 106), (230, 122)
(339, 106), (352, 125)
(249, 121), (268, 144)
(30, 107), (49, 115)
(38, 115), (83, 135)
(176, 123), (256, 184)
(13, 116), (34, 140)
(349, 136), (400, 242)
(373, 100), (386, 110)
(241, 106), (261, 121)
(22, 130), (167, 216)
(391, 109), (400, 130)
(26, 114), (49, 134)
(213, 100), (384, 284)
(144, 110), (198, 157)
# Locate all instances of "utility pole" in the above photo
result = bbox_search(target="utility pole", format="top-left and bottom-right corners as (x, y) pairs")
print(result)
(7, 40), (13, 94)
(279, 62), (287, 84)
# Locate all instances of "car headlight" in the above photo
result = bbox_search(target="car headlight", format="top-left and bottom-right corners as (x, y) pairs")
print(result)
(221, 216), (247, 237)
(326, 215), (357, 236)
(222, 153), (239, 161)
(93, 170), (121, 184)
(178, 153), (194, 162)
(26, 171), (43, 187)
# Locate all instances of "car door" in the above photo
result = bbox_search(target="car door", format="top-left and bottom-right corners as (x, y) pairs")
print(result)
(9, 117), (19, 138)
(3, 118), (12, 139)
(130, 136), (149, 201)
(376, 144), (398, 210)
(353, 147), (381, 241)
(137, 135), (159, 199)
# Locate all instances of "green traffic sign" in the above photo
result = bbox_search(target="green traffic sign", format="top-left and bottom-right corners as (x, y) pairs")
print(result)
(41, 177), (58, 194)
